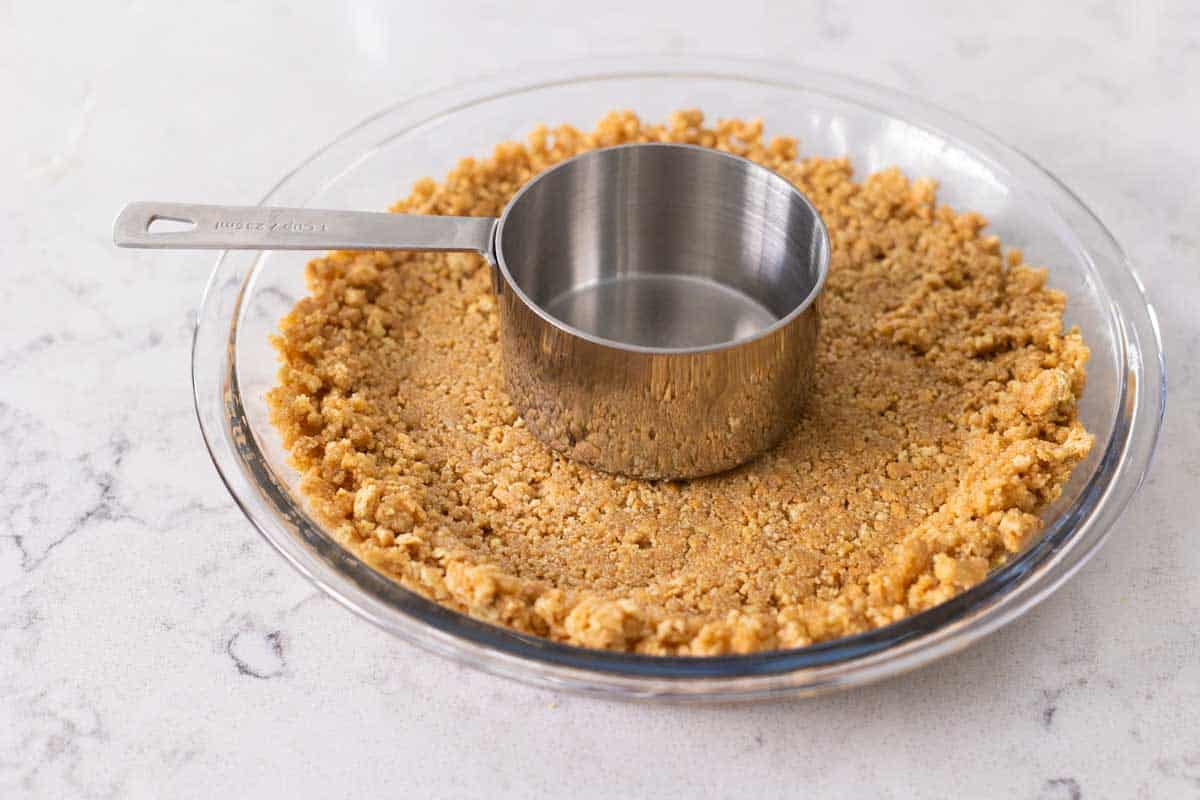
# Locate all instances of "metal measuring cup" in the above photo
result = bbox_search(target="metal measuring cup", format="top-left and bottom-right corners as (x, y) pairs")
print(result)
(115, 143), (829, 479)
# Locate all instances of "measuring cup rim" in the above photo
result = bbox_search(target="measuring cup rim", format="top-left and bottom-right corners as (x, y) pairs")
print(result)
(492, 142), (831, 356)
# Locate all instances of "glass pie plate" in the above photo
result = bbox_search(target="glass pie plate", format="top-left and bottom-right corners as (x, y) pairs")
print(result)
(193, 55), (1165, 701)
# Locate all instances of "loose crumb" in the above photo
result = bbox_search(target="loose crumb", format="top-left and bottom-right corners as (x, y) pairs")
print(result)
(267, 110), (1093, 655)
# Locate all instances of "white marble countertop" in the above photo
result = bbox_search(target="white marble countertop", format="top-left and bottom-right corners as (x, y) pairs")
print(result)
(3, 1), (1198, 797)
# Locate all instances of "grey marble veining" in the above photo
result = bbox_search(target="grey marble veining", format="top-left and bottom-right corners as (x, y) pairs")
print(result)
(2, 1), (1198, 797)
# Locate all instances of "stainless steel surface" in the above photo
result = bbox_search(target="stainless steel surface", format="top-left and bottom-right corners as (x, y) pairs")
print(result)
(115, 143), (829, 479)
(542, 274), (778, 349)
(113, 201), (496, 252)
(495, 143), (828, 478)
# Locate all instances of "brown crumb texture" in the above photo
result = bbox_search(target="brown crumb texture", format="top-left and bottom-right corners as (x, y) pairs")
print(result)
(267, 110), (1093, 655)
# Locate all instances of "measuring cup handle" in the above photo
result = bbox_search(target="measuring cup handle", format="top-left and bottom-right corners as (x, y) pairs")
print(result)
(113, 202), (497, 254)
